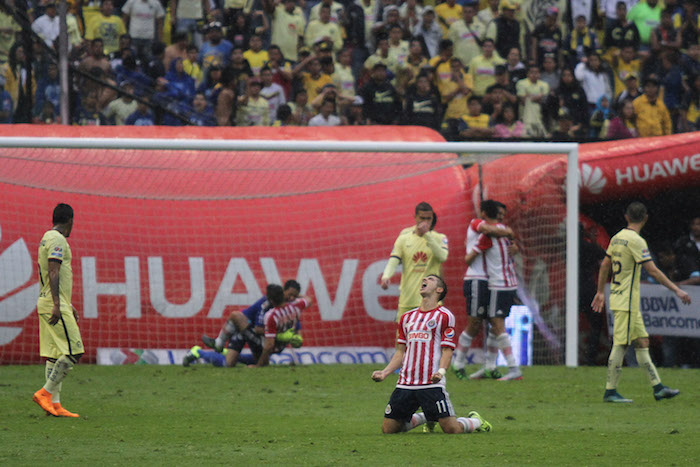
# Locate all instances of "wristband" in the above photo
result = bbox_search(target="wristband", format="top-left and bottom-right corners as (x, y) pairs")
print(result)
(438, 368), (446, 377)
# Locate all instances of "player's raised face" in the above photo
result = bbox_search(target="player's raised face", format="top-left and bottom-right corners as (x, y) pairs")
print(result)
(497, 207), (506, 222)
(284, 287), (300, 302)
(419, 276), (437, 297)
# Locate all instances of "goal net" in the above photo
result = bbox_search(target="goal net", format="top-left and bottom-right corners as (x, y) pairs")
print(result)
(0, 126), (578, 366)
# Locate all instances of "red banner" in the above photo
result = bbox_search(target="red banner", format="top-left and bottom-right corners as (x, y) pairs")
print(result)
(0, 125), (469, 363)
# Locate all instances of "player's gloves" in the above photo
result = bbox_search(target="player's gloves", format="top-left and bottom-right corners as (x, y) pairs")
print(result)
(276, 329), (295, 343)
(290, 333), (303, 349)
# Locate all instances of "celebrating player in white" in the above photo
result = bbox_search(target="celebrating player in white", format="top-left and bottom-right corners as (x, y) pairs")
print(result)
(372, 274), (492, 434)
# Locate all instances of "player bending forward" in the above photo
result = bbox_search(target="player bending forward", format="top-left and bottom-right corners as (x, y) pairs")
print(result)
(372, 275), (492, 434)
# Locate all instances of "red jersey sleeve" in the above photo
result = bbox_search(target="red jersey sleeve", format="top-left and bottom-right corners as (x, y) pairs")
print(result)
(473, 233), (493, 253)
(397, 314), (407, 345)
(264, 311), (278, 338)
(440, 311), (457, 348)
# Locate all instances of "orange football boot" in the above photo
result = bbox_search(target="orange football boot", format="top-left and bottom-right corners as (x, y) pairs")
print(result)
(53, 403), (80, 418)
(33, 388), (58, 416)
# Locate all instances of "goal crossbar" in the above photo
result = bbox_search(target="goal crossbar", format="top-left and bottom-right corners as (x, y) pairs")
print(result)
(0, 137), (579, 367)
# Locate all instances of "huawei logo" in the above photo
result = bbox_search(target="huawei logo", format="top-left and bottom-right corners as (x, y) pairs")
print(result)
(579, 163), (607, 195)
(413, 251), (428, 263)
(0, 224), (39, 346)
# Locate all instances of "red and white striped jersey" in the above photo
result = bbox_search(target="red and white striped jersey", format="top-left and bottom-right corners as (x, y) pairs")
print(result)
(396, 306), (456, 388)
(473, 224), (518, 290)
(264, 298), (310, 339)
(464, 218), (488, 280)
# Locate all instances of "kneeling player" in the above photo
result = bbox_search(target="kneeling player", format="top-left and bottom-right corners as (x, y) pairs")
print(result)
(371, 275), (492, 434)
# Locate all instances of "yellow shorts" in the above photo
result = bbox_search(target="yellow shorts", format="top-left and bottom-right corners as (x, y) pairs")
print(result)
(38, 306), (84, 359)
(612, 309), (648, 346)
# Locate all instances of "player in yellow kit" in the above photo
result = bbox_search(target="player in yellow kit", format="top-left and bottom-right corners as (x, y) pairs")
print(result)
(381, 202), (449, 320)
(33, 203), (84, 418)
(592, 202), (691, 403)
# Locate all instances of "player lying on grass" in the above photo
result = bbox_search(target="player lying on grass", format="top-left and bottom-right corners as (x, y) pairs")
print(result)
(183, 281), (304, 367)
(372, 274), (492, 434)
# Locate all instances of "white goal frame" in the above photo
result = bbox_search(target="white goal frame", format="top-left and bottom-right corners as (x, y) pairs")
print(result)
(0, 137), (580, 367)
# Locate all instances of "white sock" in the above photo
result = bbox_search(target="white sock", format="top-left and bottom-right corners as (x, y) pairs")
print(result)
(495, 333), (518, 369)
(485, 333), (499, 370)
(44, 355), (74, 394)
(606, 345), (626, 390)
(457, 417), (480, 433)
(453, 332), (473, 369)
(403, 412), (427, 432)
(45, 360), (61, 403)
(215, 321), (236, 348)
(635, 347), (661, 386)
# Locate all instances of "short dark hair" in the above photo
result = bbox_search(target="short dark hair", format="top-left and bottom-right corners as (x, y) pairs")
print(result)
(625, 201), (647, 223)
(415, 201), (434, 215)
(480, 199), (500, 219)
(266, 284), (285, 307)
(284, 279), (301, 292)
(428, 274), (448, 302)
(53, 203), (73, 224)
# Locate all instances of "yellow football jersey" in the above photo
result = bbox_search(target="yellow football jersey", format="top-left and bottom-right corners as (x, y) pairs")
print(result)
(606, 228), (652, 313)
(37, 230), (73, 312)
(390, 227), (448, 309)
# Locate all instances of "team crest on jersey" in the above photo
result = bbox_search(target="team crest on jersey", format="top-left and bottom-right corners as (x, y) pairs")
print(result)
(385, 404), (392, 415)
(426, 319), (437, 329)
(445, 328), (455, 339)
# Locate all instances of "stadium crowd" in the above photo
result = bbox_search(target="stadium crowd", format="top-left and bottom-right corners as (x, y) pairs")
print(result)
(1, 0), (700, 137)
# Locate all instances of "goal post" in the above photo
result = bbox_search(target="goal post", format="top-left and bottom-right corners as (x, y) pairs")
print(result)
(0, 135), (579, 367)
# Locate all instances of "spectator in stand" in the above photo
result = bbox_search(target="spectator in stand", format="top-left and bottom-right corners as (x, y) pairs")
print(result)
(215, 68), (237, 126)
(680, 43), (700, 83)
(33, 61), (60, 121)
(458, 95), (493, 139)
(607, 99), (638, 139)
(343, 0), (369, 80)
(200, 22), (233, 69)
(345, 94), (368, 125)
(85, 0), (127, 57)
(110, 35), (135, 70)
(403, 72), (441, 130)
(309, 0), (345, 25)
(183, 44), (203, 86)
(476, 0), (499, 29)
(614, 72), (642, 108)
(229, 47), (253, 95)
(31, 1), (59, 48)
(468, 38), (506, 98)
(610, 45), (641, 97)
(196, 62), (222, 105)
(363, 33), (398, 77)
(163, 32), (188, 71)
(121, 0), (165, 64)
(4, 43), (36, 124)
(293, 54), (333, 102)
(170, 0), (209, 48)
(236, 76), (270, 126)
(288, 87), (314, 125)
(273, 103), (293, 126)
(360, 62), (401, 124)
(673, 216), (700, 276)
(372, 5), (402, 44)
(492, 102), (525, 138)
(633, 75), (672, 136)
(505, 47), (527, 88)
(124, 97), (155, 125)
(104, 80), (138, 125)
(0, 4), (21, 64)
(413, 6), (442, 58)
(266, 45), (293, 98)
(550, 107), (579, 140)
(189, 92), (217, 126)
(399, 0), (422, 34)
(260, 65), (286, 121)
(114, 53), (152, 89)
(396, 38), (428, 93)
(540, 54), (560, 93)
(308, 96), (343, 126)
(145, 41), (167, 80)
(388, 24), (409, 68)
(244, 34), (269, 76)
(435, 0), (462, 37)
(564, 14), (600, 69)
(449, 3), (484, 72)
(482, 67), (517, 114)
(575, 52), (613, 113)
(332, 47), (356, 100)
(530, 6), (563, 67)
(517, 64), (549, 137)
(79, 38), (112, 77)
(604, 1), (640, 57)
(557, 67), (589, 133)
(679, 1), (700, 50)
(651, 8), (682, 54)
(439, 57), (472, 138)
(74, 91), (108, 125)
(0, 75), (13, 124)
(429, 38), (454, 84)
(589, 94), (614, 138)
(486, 0), (520, 60)
(660, 51), (683, 128)
(227, 12), (253, 50)
(264, 0), (306, 63)
(628, 0), (662, 56)
(165, 57), (196, 103)
(305, 4), (343, 53)
(679, 73), (700, 132)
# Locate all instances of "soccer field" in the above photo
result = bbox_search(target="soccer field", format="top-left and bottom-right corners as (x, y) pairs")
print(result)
(2, 364), (698, 465)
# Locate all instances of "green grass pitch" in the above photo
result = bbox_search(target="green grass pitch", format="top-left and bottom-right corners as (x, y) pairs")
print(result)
(1, 364), (698, 465)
